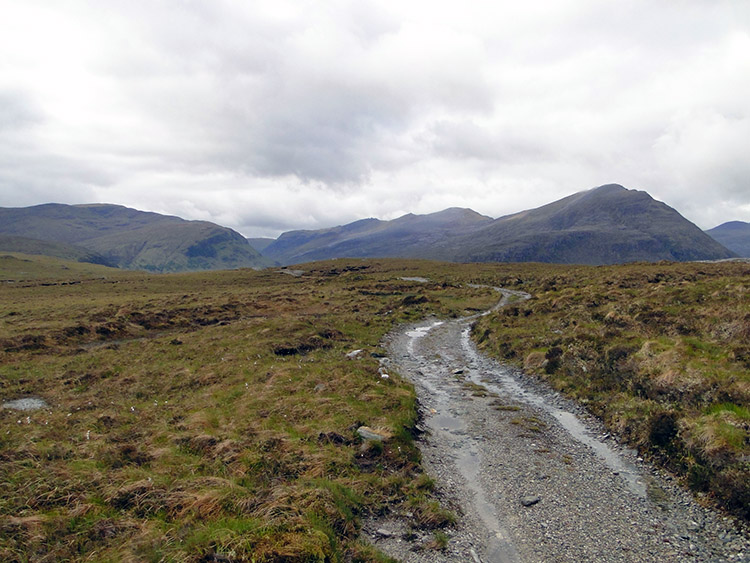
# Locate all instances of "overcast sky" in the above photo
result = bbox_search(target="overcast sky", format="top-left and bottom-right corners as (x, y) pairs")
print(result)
(1, 1), (749, 237)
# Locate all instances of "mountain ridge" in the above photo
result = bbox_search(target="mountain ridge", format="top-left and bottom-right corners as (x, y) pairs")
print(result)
(262, 184), (736, 265)
(263, 206), (493, 264)
(1, 185), (737, 270)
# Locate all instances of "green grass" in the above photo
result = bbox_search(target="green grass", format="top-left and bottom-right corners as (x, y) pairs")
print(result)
(0, 257), (500, 561)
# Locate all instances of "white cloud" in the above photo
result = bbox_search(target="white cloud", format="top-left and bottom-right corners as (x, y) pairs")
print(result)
(0, 0), (748, 235)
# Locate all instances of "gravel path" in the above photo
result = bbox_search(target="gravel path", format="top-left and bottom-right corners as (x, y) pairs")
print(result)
(362, 291), (749, 562)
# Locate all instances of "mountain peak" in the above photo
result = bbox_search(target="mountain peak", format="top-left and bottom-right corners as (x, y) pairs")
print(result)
(431, 207), (493, 221)
(591, 183), (627, 194)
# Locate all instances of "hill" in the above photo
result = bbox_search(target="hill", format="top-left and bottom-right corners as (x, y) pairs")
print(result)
(0, 235), (115, 267)
(706, 221), (750, 257)
(0, 204), (270, 272)
(262, 185), (736, 265)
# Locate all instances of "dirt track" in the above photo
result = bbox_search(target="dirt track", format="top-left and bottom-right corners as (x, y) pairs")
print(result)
(363, 290), (749, 562)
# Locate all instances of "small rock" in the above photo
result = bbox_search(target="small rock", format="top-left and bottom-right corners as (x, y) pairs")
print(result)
(346, 349), (363, 359)
(521, 495), (541, 507)
(3, 397), (48, 411)
(376, 528), (396, 538)
(313, 383), (326, 393)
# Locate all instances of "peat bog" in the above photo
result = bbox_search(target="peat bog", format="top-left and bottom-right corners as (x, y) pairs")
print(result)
(0, 254), (748, 560)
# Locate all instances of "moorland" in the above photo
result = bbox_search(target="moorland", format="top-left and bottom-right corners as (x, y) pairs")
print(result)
(0, 254), (748, 561)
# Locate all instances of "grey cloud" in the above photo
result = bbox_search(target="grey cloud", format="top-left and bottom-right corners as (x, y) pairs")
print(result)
(0, 153), (101, 208)
(428, 119), (554, 163)
(653, 109), (750, 207)
(88, 1), (495, 185)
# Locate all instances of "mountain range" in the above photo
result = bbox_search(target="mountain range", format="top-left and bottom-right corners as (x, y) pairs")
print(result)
(0, 185), (743, 272)
(0, 203), (269, 272)
(262, 184), (736, 265)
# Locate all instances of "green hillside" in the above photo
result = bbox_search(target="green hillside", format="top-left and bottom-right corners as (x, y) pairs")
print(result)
(0, 252), (124, 281)
(0, 204), (270, 273)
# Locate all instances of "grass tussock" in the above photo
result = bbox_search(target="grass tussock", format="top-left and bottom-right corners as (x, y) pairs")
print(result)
(472, 261), (750, 519)
(0, 257), (501, 561)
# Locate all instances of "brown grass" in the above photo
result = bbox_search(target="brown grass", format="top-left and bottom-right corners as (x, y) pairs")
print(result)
(0, 256), (500, 560)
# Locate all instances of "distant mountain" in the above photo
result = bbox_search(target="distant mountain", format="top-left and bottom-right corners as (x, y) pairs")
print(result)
(262, 185), (736, 265)
(705, 221), (750, 257)
(262, 207), (492, 265)
(451, 184), (736, 264)
(0, 204), (270, 272)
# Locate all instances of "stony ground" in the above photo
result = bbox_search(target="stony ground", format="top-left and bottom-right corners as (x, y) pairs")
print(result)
(362, 292), (749, 562)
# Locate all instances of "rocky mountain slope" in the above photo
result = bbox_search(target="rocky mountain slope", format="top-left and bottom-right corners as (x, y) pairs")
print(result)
(0, 203), (269, 272)
(706, 221), (750, 257)
(262, 185), (736, 265)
